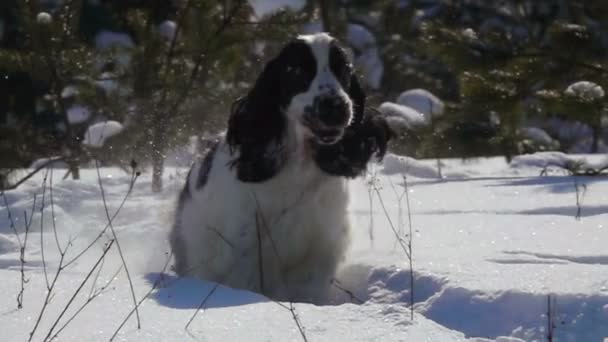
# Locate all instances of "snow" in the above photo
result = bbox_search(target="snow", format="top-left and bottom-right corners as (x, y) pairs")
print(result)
(36, 12), (52, 25)
(83, 121), (124, 147)
(66, 105), (92, 124)
(159, 20), (177, 42)
(545, 117), (592, 146)
(164, 136), (203, 167)
(94, 30), (134, 50)
(462, 28), (478, 41)
(379, 102), (428, 131)
(396, 89), (445, 120)
(248, 0), (306, 18)
(517, 127), (555, 146)
(381, 154), (468, 179)
(0, 234), (17, 254)
(95, 72), (119, 94)
(509, 151), (581, 170)
(61, 85), (79, 98)
(94, 30), (135, 67)
(565, 81), (605, 101)
(569, 137), (608, 154)
(1, 152), (608, 341)
(383, 154), (443, 179)
(29, 157), (68, 169)
(346, 24), (384, 89)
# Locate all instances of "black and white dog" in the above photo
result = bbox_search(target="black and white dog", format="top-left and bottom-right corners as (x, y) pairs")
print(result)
(170, 33), (393, 303)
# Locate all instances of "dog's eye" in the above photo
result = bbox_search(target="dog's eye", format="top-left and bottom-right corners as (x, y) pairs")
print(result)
(334, 63), (351, 84)
(286, 65), (302, 75)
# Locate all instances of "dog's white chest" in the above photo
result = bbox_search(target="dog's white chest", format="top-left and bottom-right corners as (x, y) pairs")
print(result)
(174, 145), (350, 302)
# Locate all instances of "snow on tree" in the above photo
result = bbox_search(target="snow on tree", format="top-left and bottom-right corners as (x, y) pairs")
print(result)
(302, 22), (384, 89)
(36, 12), (52, 25)
(248, 0), (305, 18)
(158, 20), (177, 42)
(518, 127), (555, 147)
(396, 89), (445, 122)
(66, 105), (92, 124)
(346, 24), (383, 89)
(516, 126), (560, 153)
(564, 81), (605, 102)
(378, 102), (428, 131)
(83, 121), (125, 148)
(94, 30), (135, 68)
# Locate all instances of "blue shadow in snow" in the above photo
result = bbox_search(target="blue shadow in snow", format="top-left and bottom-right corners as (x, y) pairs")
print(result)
(418, 204), (608, 218)
(144, 272), (269, 309)
(500, 250), (608, 265)
(486, 175), (608, 194)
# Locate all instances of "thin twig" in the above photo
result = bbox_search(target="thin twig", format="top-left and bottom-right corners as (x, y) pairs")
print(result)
(49, 167), (64, 254)
(154, 0), (194, 115)
(402, 175), (415, 321)
(49, 265), (123, 341)
(256, 213), (265, 295)
(1, 157), (64, 190)
(168, 0), (246, 114)
(18, 198), (37, 309)
(372, 175), (416, 320)
(251, 193), (309, 342)
(547, 294), (556, 342)
(184, 283), (221, 331)
(372, 182), (411, 259)
(387, 176), (405, 250)
(1, 191), (20, 244)
(366, 170), (377, 248)
(288, 302), (309, 342)
(94, 160), (141, 329)
(331, 278), (364, 304)
(88, 249), (107, 299)
(42, 240), (115, 341)
(2, 191), (37, 309)
(39, 169), (51, 290)
(110, 253), (173, 341)
(573, 179), (587, 221)
(62, 170), (138, 269)
(29, 248), (68, 341)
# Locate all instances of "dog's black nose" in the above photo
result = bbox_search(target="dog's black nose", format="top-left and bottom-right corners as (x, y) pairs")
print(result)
(315, 96), (350, 127)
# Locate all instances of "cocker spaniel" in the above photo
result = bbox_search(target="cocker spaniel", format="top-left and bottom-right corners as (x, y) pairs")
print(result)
(170, 33), (393, 303)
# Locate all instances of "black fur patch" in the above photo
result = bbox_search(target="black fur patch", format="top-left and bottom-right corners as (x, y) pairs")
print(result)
(196, 141), (219, 189)
(227, 39), (317, 183)
(312, 109), (392, 178)
(329, 41), (353, 90)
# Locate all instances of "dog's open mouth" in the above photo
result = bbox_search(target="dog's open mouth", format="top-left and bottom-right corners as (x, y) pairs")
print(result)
(302, 115), (344, 145)
(314, 128), (342, 144)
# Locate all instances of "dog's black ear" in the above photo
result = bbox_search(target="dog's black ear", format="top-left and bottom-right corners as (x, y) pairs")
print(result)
(227, 55), (288, 182)
(329, 40), (366, 126)
(348, 72), (366, 126)
(312, 109), (393, 178)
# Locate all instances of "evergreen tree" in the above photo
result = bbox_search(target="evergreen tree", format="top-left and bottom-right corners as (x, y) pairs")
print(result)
(1, 0), (307, 190)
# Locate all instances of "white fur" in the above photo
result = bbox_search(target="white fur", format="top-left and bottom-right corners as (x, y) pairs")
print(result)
(290, 33), (353, 142)
(173, 33), (353, 303)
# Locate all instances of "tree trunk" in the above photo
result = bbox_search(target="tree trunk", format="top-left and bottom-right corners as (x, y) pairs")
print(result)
(318, 0), (332, 32)
(70, 164), (80, 180)
(151, 123), (167, 193)
(591, 125), (600, 153)
(152, 153), (164, 193)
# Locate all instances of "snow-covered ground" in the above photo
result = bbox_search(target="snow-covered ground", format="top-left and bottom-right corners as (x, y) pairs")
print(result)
(1, 153), (607, 341)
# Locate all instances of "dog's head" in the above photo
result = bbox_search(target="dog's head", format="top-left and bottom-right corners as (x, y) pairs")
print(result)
(229, 33), (363, 144)
(283, 33), (363, 145)
(227, 33), (381, 181)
